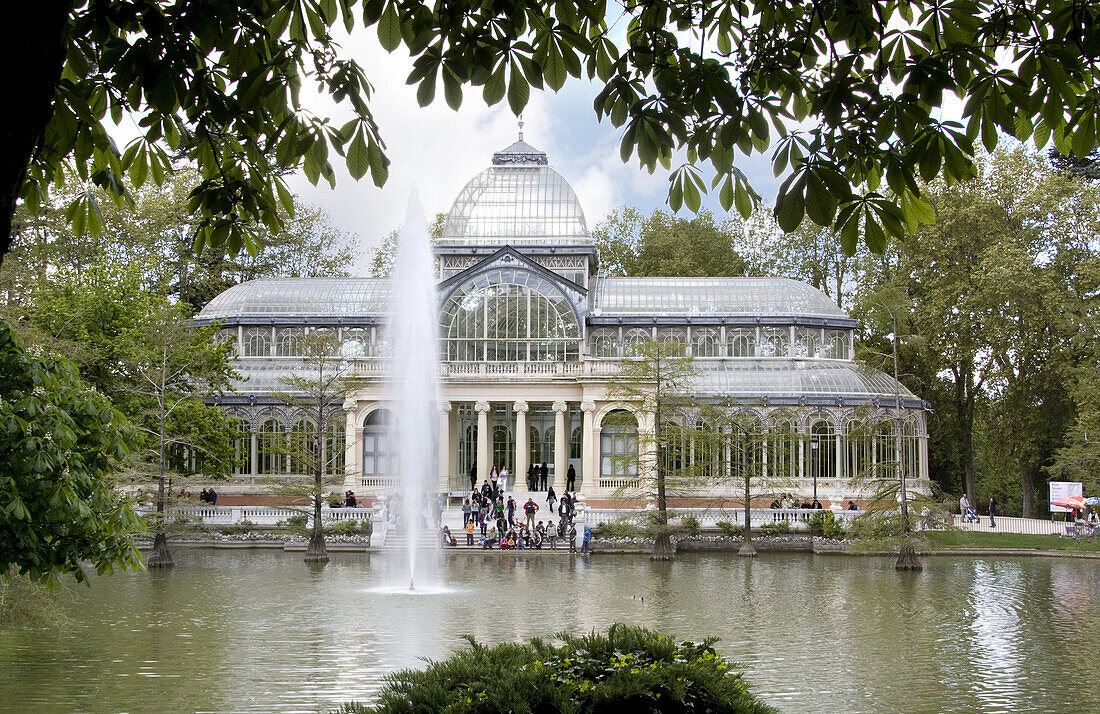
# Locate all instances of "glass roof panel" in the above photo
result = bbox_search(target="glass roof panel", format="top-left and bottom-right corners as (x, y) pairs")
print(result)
(441, 165), (589, 245)
(595, 277), (848, 318)
(690, 360), (915, 398)
(198, 278), (390, 319)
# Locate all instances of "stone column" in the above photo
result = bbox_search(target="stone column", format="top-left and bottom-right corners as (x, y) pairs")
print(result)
(580, 401), (596, 493)
(438, 402), (452, 493)
(249, 431), (258, 480)
(553, 401), (568, 493)
(513, 401), (529, 491)
(639, 408), (657, 489)
(343, 399), (357, 490)
(448, 406), (460, 491)
(475, 401), (490, 484)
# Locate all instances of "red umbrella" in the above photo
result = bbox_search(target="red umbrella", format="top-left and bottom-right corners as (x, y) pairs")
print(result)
(1053, 496), (1086, 510)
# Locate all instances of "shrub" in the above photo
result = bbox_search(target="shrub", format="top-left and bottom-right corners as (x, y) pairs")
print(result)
(333, 624), (776, 714)
(327, 518), (372, 536)
(592, 520), (640, 539)
(282, 514), (309, 534)
(759, 521), (790, 536)
(221, 519), (254, 536)
(807, 511), (844, 540)
(717, 520), (744, 538)
(680, 515), (702, 536)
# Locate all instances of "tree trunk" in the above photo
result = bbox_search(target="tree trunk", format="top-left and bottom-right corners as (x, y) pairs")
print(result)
(147, 531), (174, 568)
(306, 402), (329, 562)
(0, 2), (74, 267)
(957, 362), (977, 503)
(739, 473), (756, 557)
(305, 525), (329, 562)
(650, 529), (674, 559)
(895, 540), (922, 570)
(1019, 458), (1034, 518)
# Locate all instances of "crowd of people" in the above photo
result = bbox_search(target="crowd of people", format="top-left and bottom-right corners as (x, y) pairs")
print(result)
(446, 473), (581, 550)
(467, 462), (578, 493)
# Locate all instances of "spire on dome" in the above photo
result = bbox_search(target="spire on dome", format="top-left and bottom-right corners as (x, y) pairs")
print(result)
(491, 121), (548, 166)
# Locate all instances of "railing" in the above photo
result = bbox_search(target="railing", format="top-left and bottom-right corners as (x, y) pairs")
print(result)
(949, 514), (1067, 536)
(343, 359), (619, 379)
(581, 507), (857, 528)
(142, 506), (375, 527)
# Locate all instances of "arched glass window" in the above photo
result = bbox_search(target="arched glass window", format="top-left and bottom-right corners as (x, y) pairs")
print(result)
(760, 327), (790, 357)
(290, 417), (317, 473)
(276, 327), (302, 356)
(326, 418), (345, 476)
(809, 418), (836, 482)
(661, 417), (687, 474)
(590, 328), (620, 358)
(693, 420), (720, 478)
(691, 327), (720, 358)
(845, 419), (872, 479)
(874, 421), (896, 478)
(726, 328), (756, 357)
(363, 409), (397, 476)
(244, 327), (271, 357)
(658, 327), (687, 346)
(730, 415), (764, 482)
(601, 410), (638, 478)
(440, 269), (580, 361)
(341, 327), (369, 357)
(217, 329), (239, 358)
(232, 417), (251, 475)
(492, 424), (513, 472)
(824, 329), (849, 359)
(901, 417), (920, 479)
(769, 415), (798, 481)
(795, 328), (822, 358)
(459, 423), (477, 479)
(258, 416), (283, 475)
(570, 424), (582, 459)
(622, 327), (652, 356)
(542, 426), (555, 465)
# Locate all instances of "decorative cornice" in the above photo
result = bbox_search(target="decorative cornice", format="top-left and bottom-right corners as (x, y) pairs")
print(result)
(475, 401), (491, 413)
(513, 400), (529, 413)
(552, 401), (568, 413)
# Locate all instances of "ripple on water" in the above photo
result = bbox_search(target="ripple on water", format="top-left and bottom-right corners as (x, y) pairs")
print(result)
(1, 550), (1099, 713)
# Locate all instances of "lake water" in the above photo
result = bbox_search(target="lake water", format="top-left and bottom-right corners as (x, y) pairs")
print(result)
(1, 549), (1097, 713)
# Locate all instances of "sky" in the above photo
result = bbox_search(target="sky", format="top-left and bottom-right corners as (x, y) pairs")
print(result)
(283, 36), (782, 273)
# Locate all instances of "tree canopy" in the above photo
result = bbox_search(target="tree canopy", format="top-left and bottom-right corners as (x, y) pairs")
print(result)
(593, 207), (748, 277)
(7, 0), (1100, 267)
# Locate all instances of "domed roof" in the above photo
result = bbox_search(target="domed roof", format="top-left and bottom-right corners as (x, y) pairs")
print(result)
(440, 140), (589, 245)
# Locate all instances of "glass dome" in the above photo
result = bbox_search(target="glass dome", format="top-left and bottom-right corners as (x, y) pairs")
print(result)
(693, 360), (917, 400)
(440, 141), (589, 245)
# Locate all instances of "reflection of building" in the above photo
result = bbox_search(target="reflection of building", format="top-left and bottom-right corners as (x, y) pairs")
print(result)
(196, 138), (930, 502)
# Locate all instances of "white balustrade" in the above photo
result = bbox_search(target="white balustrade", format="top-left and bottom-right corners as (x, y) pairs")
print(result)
(142, 506), (373, 527)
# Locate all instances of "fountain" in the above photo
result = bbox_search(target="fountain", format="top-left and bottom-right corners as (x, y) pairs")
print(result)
(387, 192), (441, 591)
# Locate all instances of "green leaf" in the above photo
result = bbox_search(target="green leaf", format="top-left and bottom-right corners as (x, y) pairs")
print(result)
(508, 63), (530, 115)
(483, 66), (506, 106)
(377, 2), (402, 52)
(442, 69), (462, 111)
(346, 129), (370, 180)
(543, 45), (567, 91)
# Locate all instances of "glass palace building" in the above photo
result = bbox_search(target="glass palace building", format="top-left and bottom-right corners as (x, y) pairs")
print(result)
(196, 139), (931, 502)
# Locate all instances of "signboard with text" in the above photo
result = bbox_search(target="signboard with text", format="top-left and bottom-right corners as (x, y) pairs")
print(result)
(1049, 481), (1084, 513)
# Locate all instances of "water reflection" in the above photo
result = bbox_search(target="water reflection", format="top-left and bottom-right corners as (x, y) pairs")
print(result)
(0, 550), (1098, 713)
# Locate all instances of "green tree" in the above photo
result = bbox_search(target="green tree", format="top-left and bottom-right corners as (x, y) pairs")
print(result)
(592, 208), (747, 277)
(368, 213), (445, 278)
(269, 331), (351, 563)
(10, 0), (1100, 268)
(750, 218), (867, 309)
(0, 321), (144, 584)
(606, 338), (704, 559)
(117, 299), (238, 567)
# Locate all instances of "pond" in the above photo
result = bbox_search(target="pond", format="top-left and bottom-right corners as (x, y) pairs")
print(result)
(1, 549), (1097, 713)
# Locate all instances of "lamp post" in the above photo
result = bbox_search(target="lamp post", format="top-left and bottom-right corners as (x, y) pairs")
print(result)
(810, 435), (819, 505)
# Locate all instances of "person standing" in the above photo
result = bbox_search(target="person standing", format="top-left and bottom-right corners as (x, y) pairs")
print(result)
(539, 462), (549, 491)
(524, 498), (539, 530)
(465, 519), (475, 546)
(546, 486), (557, 516)
(499, 465), (509, 492)
(547, 523), (558, 550)
(566, 463), (576, 491)
(461, 498), (472, 526)
(988, 496), (997, 528)
(506, 496), (517, 528)
(469, 462), (477, 491)
(490, 466), (499, 497)
(528, 463), (537, 490)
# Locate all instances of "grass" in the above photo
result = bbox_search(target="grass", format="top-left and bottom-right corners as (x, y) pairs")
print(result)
(925, 531), (1100, 552)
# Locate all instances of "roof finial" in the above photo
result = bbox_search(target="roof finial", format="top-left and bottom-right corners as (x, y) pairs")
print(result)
(518, 114), (524, 142)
